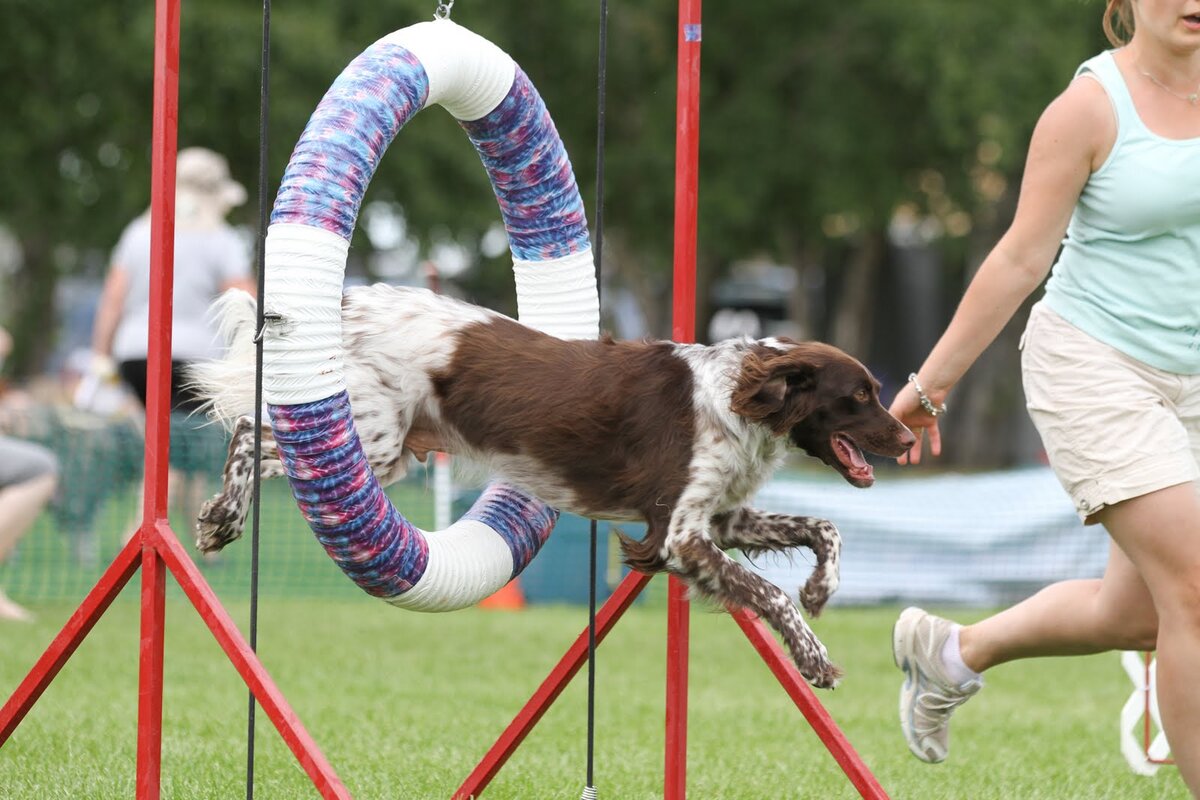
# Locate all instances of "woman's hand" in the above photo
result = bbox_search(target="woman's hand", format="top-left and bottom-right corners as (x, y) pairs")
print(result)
(889, 381), (942, 465)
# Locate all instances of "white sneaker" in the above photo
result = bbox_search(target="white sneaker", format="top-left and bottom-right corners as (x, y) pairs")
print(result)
(892, 607), (982, 763)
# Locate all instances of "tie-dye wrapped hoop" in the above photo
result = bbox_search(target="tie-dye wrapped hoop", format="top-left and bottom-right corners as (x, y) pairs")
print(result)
(260, 20), (599, 611)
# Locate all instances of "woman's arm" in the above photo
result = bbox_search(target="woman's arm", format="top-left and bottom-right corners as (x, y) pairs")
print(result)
(892, 76), (1114, 463)
(90, 265), (130, 358)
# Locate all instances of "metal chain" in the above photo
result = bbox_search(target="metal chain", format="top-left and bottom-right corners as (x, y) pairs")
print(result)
(433, 0), (454, 19)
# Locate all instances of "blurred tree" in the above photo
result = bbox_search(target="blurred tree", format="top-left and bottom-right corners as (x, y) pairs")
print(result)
(0, 1), (155, 374)
(0, 0), (1109, 467)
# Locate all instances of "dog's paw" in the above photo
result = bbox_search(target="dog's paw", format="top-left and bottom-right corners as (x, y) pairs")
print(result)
(798, 571), (839, 618)
(803, 660), (844, 690)
(195, 495), (246, 554)
(799, 584), (829, 618)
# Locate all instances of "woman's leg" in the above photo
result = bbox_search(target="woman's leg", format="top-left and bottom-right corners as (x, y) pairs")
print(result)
(1090, 483), (1200, 796)
(895, 535), (1159, 764)
(0, 472), (58, 563)
(959, 538), (1158, 672)
(0, 470), (58, 621)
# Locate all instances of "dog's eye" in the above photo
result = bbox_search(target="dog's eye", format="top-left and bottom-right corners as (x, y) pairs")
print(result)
(853, 389), (869, 403)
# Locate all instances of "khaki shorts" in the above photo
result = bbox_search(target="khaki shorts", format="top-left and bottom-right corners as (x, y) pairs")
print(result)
(1020, 302), (1200, 523)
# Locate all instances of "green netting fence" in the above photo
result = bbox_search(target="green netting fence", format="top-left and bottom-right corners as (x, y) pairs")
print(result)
(0, 405), (633, 608)
(3, 405), (1108, 612)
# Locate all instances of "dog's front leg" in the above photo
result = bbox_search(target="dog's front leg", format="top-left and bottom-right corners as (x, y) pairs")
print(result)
(665, 503), (842, 688)
(710, 508), (841, 617)
(195, 415), (285, 553)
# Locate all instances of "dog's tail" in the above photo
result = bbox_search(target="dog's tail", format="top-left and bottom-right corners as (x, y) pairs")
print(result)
(185, 288), (260, 430)
(616, 528), (668, 574)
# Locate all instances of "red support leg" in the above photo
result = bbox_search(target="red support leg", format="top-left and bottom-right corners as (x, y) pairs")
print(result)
(730, 607), (889, 799)
(454, 570), (653, 799)
(0, 535), (142, 743)
(152, 522), (352, 799)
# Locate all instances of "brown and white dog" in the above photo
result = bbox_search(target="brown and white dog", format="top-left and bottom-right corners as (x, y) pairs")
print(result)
(189, 284), (914, 687)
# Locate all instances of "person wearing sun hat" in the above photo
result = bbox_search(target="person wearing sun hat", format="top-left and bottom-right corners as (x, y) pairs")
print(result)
(173, 146), (249, 230)
(88, 147), (256, 545)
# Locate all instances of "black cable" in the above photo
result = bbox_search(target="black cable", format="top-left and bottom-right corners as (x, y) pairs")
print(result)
(246, 1), (271, 798)
(583, 2), (609, 798)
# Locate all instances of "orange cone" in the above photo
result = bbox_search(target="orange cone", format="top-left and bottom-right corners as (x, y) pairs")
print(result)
(479, 578), (526, 610)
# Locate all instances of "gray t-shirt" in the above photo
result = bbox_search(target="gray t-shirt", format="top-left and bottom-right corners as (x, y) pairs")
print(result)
(0, 435), (57, 489)
(110, 214), (251, 362)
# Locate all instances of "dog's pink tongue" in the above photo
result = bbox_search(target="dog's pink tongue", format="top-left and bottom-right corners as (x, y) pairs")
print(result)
(834, 434), (874, 481)
(851, 463), (874, 481)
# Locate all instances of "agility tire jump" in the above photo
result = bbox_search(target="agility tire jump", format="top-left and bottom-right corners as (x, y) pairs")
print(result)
(260, 20), (598, 611)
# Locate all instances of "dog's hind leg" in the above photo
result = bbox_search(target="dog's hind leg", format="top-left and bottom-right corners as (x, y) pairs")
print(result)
(195, 415), (284, 553)
(711, 508), (841, 617)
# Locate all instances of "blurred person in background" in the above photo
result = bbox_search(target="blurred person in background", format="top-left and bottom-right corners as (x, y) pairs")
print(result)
(0, 325), (59, 621)
(88, 147), (254, 545)
(886, 1), (1200, 794)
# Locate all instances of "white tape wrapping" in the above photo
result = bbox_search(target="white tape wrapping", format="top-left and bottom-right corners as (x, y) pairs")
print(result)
(386, 520), (514, 611)
(262, 223), (351, 406)
(385, 21), (515, 122)
(263, 21), (596, 610)
(513, 250), (600, 340)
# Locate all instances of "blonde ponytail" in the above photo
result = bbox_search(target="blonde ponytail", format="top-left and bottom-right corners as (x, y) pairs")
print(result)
(1102, 0), (1134, 47)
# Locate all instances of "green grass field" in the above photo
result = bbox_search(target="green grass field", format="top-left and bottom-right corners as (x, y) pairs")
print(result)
(0, 594), (1187, 799)
(0, 443), (1185, 798)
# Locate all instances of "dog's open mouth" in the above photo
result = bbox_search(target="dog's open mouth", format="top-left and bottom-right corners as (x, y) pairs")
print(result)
(832, 433), (874, 487)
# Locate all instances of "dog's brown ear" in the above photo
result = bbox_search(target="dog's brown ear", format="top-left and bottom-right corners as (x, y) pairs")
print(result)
(732, 352), (793, 420)
(732, 350), (817, 431)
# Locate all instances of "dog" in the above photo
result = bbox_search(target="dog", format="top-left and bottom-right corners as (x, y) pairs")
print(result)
(189, 284), (915, 687)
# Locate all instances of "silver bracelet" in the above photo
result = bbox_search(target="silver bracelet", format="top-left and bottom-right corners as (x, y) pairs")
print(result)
(908, 373), (947, 417)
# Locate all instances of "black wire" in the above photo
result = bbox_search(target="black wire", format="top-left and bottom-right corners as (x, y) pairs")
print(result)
(585, 0), (609, 794)
(246, 1), (271, 798)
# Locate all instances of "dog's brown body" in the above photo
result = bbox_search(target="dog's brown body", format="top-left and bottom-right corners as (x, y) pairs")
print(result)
(190, 285), (914, 686)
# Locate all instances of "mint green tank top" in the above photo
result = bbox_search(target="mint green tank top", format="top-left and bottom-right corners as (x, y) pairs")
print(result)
(1041, 51), (1200, 374)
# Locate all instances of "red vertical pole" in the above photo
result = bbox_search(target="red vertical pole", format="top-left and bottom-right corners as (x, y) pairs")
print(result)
(666, 1), (701, 798)
(137, 547), (167, 800)
(145, 1), (179, 523)
(137, 0), (180, 796)
(663, 577), (690, 799)
(671, 0), (701, 346)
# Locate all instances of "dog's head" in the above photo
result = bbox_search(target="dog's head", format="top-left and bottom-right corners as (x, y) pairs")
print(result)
(731, 339), (916, 487)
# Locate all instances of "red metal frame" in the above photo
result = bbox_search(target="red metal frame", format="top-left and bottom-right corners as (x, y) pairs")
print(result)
(2, 2), (889, 798)
(0, 1), (349, 797)
(457, 2), (888, 798)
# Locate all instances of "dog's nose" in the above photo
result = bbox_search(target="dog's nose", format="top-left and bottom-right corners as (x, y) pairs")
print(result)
(898, 425), (917, 449)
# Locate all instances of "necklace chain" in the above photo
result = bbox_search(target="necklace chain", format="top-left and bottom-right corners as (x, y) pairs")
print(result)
(1139, 68), (1200, 106)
